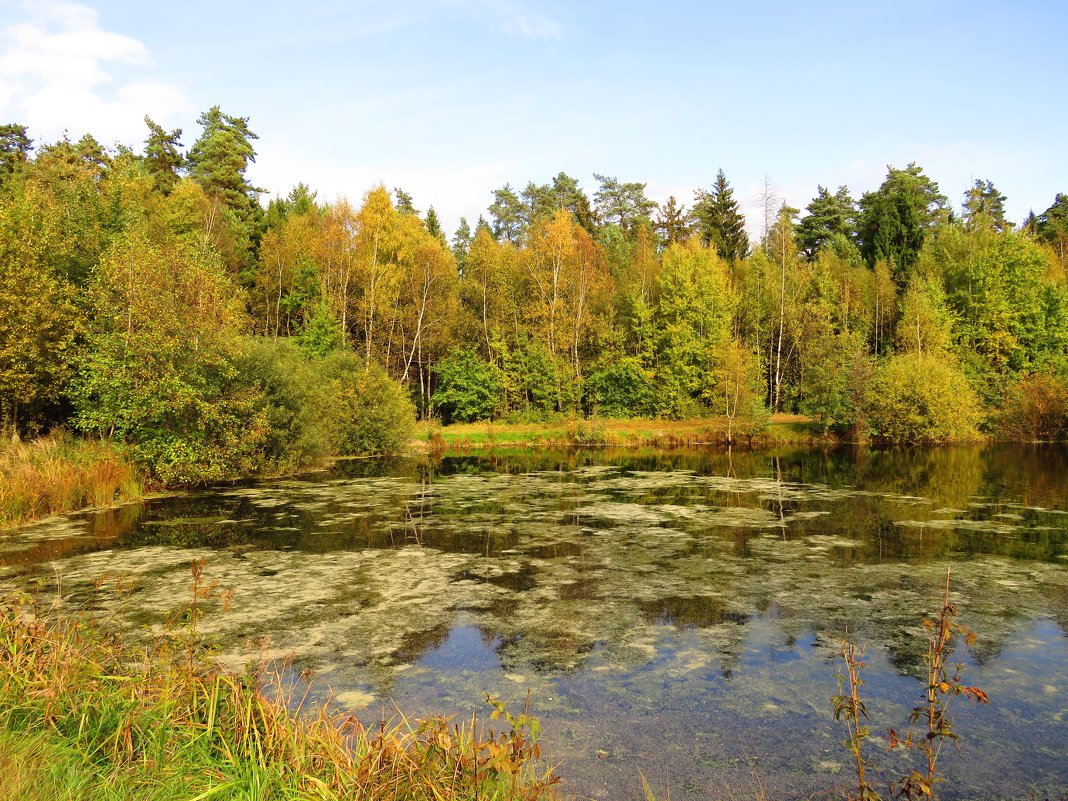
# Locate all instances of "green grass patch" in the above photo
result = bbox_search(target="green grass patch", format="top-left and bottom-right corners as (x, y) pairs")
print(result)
(415, 415), (830, 453)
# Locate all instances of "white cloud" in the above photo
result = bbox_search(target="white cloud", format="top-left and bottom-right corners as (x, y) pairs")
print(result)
(0, 1), (190, 147)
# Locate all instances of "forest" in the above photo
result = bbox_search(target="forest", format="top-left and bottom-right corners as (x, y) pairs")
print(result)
(2, 108), (1068, 485)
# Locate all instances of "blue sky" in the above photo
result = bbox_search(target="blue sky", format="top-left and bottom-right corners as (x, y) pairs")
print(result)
(1, 0), (1065, 237)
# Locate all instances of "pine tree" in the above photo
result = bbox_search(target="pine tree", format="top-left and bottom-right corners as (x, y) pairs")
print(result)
(424, 206), (445, 243)
(0, 124), (33, 177)
(796, 185), (855, 259)
(655, 196), (690, 245)
(143, 116), (183, 194)
(962, 179), (1009, 232)
(857, 163), (946, 279)
(186, 106), (265, 270)
(394, 187), (418, 215)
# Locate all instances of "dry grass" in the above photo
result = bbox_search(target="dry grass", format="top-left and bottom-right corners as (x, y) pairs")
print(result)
(0, 432), (142, 527)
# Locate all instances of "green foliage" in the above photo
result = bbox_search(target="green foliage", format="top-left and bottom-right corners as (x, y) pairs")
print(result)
(501, 341), (570, 420)
(297, 300), (345, 357)
(796, 185), (856, 259)
(801, 330), (866, 433)
(431, 349), (504, 423)
(652, 241), (735, 418)
(858, 163), (947, 278)
(583, 356), (654, 418)
(1036, 192), (1068, 261)
(72, 229), (265, 485)
(693, 169), (749, 262)
(234, 337), (330, 470)
(319, 352), (415, 455)
(940, 228), (1067, 376)
(862, 353), (981, 443)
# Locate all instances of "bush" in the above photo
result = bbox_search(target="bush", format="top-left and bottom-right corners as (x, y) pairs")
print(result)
(583, 357), (654, 418)
(863, 353), (981, 443)
(234, 337), (330, 470)
(996, 373), (1068, 442)
(318, 352), (415, 455)
(431, 349), (504, 423)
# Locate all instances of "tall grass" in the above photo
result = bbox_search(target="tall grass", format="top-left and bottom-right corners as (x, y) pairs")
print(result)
(0, 432), (142, 527)
(0, 574), (560, 801)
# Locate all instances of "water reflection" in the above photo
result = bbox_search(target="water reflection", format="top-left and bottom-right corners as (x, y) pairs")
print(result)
(1, 445), (1066, 799)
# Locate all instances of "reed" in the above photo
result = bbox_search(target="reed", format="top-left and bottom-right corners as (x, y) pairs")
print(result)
(0, 432), (142, 527)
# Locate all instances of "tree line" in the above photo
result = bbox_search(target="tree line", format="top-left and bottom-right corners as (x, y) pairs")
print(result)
(1, 108), (1067, 482)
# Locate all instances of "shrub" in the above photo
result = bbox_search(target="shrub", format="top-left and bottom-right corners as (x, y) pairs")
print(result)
(583, 356), (654, 418)
(234, 337), (330, 470)
(431, 349), (504, 423)
(996, 373), (1068, 442)
(318, 352), (415, 455)
(863, 353), (981, 443)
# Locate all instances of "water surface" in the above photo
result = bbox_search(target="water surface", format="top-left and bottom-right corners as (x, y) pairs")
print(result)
(3, 446), (1067, 799)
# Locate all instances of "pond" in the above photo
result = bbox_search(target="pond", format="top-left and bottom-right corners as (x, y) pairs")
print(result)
(2, 445), (1067, 799)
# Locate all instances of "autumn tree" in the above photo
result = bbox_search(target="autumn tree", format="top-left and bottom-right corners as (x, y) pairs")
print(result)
(653, 240), (735, 417)
(393, 213), (460, 413)
(0, 181), (79, 436)
(354, 187), (403, 366)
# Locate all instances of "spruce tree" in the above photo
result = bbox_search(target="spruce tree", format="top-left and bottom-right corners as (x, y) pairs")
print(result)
(695, 169), (748, 262)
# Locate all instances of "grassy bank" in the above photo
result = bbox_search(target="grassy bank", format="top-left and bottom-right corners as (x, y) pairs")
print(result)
(419, 414), (827, 452)
(0, 579), (559, 801)
(0, 433), (142, 528)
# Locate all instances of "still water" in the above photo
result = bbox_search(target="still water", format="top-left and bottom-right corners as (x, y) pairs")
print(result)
(2, 446), (1067, 799)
